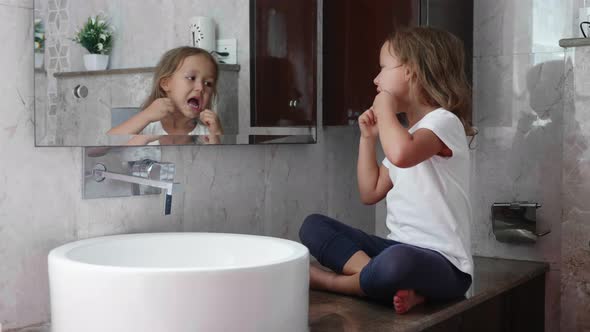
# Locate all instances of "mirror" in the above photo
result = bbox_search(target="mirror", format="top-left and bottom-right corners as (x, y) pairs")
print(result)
(34, 0), (317, 146)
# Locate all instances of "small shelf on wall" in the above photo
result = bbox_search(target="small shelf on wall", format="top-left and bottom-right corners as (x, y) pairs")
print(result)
(53, 64), (241, 78)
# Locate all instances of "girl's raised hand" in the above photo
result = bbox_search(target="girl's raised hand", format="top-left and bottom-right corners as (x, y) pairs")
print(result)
(199, 110), (223, 135)
(143, 98), (175, 122)
(358, 108), (379, 138)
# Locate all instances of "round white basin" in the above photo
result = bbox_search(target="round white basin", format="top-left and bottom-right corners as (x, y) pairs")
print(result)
(48, 233), (309, 332)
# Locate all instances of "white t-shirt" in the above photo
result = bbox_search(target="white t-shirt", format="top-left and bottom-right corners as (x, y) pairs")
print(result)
(382, 108), (473, 277)
(140, 121), (210, 145)
(141, 121), (209, 135)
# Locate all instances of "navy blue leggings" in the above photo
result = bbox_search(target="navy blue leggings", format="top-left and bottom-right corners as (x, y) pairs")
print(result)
(299, 214), (472, 304)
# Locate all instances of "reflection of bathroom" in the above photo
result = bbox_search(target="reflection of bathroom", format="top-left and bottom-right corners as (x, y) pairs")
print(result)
(34, 0), (245, 146)
(3, 0), (590, 331)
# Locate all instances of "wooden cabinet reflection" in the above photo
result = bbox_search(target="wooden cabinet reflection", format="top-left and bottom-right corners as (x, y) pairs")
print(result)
(252, 0), (317, 127)
(323, 0), (420, 126)
(253, 0), (473, 128)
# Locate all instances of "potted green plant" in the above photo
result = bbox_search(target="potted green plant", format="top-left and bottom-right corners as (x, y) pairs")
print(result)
(34, 18), (45, 69)
(72, 15), (114, 71)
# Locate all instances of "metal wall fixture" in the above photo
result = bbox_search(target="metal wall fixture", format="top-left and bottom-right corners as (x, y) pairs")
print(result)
(73, 84), (88, 99)
(83, 147), (183, 215)
(491, 202), (550, 244)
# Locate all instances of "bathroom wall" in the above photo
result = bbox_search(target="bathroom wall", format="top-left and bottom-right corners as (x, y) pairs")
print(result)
(471, 1), (590, 331)
(471, 2), (570, 330)
(561, 44), (590, 332)
(0, 1), (373, 331)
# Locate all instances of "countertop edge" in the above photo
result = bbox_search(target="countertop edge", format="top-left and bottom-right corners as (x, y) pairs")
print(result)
(410, 260), (549, 331)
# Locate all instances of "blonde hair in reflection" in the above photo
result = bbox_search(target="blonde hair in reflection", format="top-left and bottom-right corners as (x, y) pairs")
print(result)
(142, 46), (219, 111)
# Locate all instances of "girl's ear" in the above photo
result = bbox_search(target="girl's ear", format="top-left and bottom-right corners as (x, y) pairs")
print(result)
(404, 66), (413, 81)
(160, 77), (171, 92)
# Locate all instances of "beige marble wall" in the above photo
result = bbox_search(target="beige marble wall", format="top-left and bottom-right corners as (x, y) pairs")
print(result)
(470, 1), (578, 331)
(471, 1), (590, 331)
(561, 45), (590, 332)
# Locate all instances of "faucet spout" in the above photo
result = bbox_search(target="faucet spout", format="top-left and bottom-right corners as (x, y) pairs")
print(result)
(92, 163), (183, 215)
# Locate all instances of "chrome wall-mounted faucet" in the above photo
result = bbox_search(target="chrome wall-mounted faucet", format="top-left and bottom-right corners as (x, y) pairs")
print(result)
(92, 161), (183, 215)
(82, 147), (182, 216)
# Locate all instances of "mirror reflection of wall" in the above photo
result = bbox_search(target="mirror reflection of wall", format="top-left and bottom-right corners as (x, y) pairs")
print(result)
(251, 0), (317, 134)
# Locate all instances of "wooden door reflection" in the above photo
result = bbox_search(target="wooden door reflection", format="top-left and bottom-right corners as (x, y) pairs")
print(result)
(252, 0), (317, 127)
(323, 0), (420, 125)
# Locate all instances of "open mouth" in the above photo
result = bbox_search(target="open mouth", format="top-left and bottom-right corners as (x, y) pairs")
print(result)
(187, 97), (201, 112)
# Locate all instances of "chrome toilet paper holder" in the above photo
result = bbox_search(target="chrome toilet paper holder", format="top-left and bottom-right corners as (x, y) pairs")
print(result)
(491, 202), (550, 244)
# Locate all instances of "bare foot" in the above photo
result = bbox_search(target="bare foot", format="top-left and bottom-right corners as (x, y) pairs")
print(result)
(309, 265), (336, 290)
(393, 290), (425, 314)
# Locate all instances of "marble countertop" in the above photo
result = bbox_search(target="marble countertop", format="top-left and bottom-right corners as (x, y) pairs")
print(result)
(308, 256), (548, 332)
(559, 38), (590, 48)
(53, 63), (240, 78)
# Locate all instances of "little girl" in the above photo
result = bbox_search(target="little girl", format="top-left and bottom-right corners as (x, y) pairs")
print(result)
(299, 27), (475, 314)
(108, 46), (223, 144)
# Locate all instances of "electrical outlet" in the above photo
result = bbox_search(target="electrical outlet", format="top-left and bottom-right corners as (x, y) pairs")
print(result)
(579, 7), (590, 37)
(215, 39), (237, 64)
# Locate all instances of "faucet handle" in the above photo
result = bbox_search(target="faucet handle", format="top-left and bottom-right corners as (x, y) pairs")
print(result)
(130, 159), (176, 181)
(148, 162), (175, 181)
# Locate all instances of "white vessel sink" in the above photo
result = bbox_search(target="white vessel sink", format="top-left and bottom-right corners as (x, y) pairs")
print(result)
(48, 233), (309, 332)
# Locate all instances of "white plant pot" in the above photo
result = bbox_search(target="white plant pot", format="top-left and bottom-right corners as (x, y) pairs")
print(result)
(34, 52), (44, 69)
(83, 54), (109, 71)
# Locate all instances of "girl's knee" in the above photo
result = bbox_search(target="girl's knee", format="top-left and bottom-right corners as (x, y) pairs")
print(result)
(364, 245), (420, 288)
(299, 213), (328, 243)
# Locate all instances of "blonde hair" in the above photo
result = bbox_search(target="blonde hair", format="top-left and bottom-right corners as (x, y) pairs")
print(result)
(142, 46), (219, 110)
(387, 27), (476, 136)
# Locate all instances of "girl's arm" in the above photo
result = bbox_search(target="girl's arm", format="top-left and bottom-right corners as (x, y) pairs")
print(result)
(357, 136), (393, 205)
(373, 93), (444, 168)
(108, 98), (175, 135)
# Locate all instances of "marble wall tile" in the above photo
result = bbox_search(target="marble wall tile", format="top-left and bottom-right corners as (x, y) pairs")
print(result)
(472, 48), (566, 331)
(178, 126), (374, 241)
(56, 75), (110, 145)
(0, 0), (33, 9)
(33, 71), (48, 144)
(474, 0), (574, 57)
(472, 52), (564, 265)
(260, 143), (328, 239)
(180, 145), (269, 235)
(561, 45), (590, 332)
(0, 4), (76, 329)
